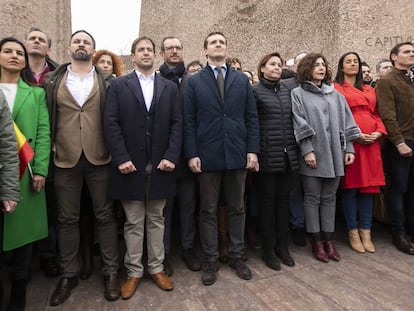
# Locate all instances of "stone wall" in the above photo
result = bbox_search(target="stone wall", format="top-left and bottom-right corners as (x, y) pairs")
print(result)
(0, 0), (71, 63)
(140, 0), (414, 76)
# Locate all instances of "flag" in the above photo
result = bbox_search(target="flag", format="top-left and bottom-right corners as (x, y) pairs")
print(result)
(13, 121), (34, 179)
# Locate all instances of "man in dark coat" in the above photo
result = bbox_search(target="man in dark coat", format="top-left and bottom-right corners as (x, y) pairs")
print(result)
(184, 32), (260, 286)
(158, 36), (201, 276)
(24, 27), (60, 278)
(104, 36), (182, 299)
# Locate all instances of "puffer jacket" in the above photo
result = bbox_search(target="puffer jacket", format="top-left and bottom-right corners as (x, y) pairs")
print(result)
(253, 77), (299, 172)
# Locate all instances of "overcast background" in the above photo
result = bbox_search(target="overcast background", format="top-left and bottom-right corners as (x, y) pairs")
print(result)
(71, 0), (141, 55)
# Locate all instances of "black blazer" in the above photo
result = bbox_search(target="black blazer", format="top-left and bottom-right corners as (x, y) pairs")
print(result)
(104, 71), (182, 200)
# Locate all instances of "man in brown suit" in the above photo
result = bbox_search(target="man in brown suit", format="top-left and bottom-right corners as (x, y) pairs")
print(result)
(44, 30), (119, 306)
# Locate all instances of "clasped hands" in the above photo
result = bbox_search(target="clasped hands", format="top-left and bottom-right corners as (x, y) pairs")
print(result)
(118, 159), (175, 174)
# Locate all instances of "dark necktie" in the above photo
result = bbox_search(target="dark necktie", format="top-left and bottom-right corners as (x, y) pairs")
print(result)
(216, 66), (224, 101)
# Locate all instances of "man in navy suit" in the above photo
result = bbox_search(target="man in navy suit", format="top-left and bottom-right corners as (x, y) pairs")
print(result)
(104, 36), (182, 298)
(184, 32), (260, 286)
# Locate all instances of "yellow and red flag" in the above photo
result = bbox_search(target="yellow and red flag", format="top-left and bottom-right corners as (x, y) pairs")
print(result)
(13, 122), (34, 179)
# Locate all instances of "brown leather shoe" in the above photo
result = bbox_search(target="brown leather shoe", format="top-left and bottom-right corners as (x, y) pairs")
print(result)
(103, 273), (120, 301)
(49, 277), (79, 306)
(150, 272), (173, 291)
(392, 235), (414, 255)
(121, 277), (140, 300)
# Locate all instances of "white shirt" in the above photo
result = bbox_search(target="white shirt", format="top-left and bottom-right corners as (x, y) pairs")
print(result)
(66, 65), (95, 107)
(0, 83), (18, 112)
(209, 63), (227, 79)
(135, 70), (155, 111)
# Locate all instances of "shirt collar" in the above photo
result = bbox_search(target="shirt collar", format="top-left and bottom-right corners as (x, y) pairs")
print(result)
(208, 63), (227, 72)
(135, 70), (155, 81)
(66, 64), (95, 76)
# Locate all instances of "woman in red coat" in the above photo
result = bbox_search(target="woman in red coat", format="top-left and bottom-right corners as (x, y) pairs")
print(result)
(334, 52), (386, 254)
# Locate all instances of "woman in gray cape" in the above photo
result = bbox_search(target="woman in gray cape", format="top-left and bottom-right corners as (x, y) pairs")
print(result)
(291, 53), (360, 263)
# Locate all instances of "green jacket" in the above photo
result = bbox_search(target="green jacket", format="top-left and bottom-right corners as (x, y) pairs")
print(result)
(3, 79), (50, 251)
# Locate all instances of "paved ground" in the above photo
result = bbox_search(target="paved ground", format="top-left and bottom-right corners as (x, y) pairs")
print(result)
(2, 222), (414, 311)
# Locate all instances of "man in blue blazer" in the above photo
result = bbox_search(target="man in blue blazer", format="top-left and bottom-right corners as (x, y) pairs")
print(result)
(104, 36), (182, 298)
(184, 31), (260, 286)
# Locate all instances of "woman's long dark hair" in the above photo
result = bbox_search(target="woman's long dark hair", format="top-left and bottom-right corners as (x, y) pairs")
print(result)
(0, 37), (34, 86)
(335, 52), (363, 91)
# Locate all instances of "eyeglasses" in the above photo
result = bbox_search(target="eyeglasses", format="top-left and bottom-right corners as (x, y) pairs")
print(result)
(163, 46), (183, 52)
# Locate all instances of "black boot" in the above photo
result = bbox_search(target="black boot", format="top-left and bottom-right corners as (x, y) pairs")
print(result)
(7, 279), (26, 311)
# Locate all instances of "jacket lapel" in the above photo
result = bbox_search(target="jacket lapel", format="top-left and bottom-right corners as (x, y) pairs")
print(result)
(12, 79), (31, 119)
(125, 71), (146, 109)
(200, 67), (222, 104)
(224, 67), (237, 94)
(83, 73), (99, 104)
(150, 73), (165, 115)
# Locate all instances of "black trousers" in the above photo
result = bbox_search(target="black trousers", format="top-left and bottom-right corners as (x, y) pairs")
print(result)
(257, 171), (293, 255)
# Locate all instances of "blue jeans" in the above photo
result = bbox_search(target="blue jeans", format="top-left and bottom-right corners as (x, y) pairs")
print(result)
(342, 189), (373, 230)
(384, 140), (414, 235)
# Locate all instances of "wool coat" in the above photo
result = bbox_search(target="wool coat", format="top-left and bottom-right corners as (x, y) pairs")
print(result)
(104, 72), (182, 201)
(184, 66), (260, 171)
(292, 82), (360, 178)
(3, 79), (50, 251)
(252, 77), (299, 172)
(334, 82), (386, 192)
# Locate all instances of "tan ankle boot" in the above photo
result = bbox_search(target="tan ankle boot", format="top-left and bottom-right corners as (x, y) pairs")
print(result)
(359, 229), (375, 253)
(348, 229), (365, 253)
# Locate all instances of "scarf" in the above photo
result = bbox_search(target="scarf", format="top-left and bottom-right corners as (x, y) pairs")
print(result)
(159, 62), (186, 86)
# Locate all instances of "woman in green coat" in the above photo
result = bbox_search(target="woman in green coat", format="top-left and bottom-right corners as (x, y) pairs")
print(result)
(0, 37), (50, 310)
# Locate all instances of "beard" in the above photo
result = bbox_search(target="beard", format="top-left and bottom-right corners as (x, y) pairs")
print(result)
(72, 51), (93, 61)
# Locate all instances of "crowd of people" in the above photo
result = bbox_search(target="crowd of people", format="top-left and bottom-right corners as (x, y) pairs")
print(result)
(0, 27), (413, 310)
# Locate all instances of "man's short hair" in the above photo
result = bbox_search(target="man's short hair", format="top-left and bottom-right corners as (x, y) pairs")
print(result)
(376, 59), (391, 72)
(226, 57), (241, 67)
(160, 37), (182, 51)
(361, 61), (370, 68)
(25, 27), (52, 48)
(71, 30), (96, 49)
(389, 41), (414, 65)
(203, 32), (227, 49)
(130, 36), (156, 54)
(186, 60), (203, 71)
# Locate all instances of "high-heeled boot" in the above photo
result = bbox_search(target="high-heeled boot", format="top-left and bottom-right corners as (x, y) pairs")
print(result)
(359, 229), (375, 253)
(311, 233), (328, 263)
(323, 232), (340, 261)
(348, 229), (365, 253)
(218, 206), (229, 263)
